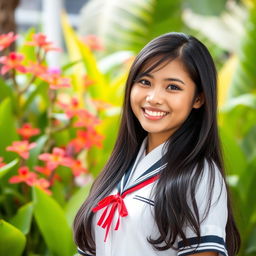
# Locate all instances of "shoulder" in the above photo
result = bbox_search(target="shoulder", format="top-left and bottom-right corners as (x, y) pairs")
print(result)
(196, 159), (226, 195)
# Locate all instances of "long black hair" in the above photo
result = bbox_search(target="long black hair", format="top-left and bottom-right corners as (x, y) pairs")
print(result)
(73, 32), (240, 255)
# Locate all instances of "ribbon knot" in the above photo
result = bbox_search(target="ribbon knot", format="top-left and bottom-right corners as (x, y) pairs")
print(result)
(92, 193), (128, 242)
(92, 175), (159, 242)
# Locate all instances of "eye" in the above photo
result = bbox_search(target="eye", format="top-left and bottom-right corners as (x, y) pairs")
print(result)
(167, 84), (181, 91)
(138, 79), (151, 87)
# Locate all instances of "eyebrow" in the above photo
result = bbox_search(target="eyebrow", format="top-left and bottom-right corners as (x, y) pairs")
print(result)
(138, 73), (185, 85)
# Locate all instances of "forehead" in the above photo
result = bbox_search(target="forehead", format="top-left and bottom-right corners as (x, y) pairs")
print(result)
(139, 56), (190, 78)
(139, 55), (170, 73)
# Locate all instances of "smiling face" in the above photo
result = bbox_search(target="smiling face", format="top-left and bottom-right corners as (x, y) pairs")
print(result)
(130, 57), (204, 149)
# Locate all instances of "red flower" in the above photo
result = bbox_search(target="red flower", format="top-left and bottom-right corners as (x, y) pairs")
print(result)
(0, 32), (18, 51)
(63, 158), (88, 176)
(81, 34), (104, 51)
(9, 166), (37, 186)
(69, 129), (104, 153)
(0, 52), (26, 75)
(26, 33), (61, 52)
(17, 123), (40, 140)
(38, 147), (67, 169)
(40, 68), (71, 90)
(0, 157), (6, 168)
(6, 141), (37, 159)
(74, 109), (100, 128)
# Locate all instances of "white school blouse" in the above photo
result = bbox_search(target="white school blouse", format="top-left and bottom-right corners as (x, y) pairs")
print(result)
(78, 137), (228, 256)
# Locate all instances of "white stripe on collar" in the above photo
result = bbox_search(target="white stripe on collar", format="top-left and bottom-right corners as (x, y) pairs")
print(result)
(124, 137), (168, 189)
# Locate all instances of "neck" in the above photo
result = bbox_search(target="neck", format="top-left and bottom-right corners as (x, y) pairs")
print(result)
(146, 134), (167, 154)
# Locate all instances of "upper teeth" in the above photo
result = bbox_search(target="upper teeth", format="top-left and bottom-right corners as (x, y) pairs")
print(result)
(144, 109), (167, 117)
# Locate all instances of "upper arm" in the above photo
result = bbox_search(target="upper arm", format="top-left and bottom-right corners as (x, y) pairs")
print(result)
(177, 160), (228, 256)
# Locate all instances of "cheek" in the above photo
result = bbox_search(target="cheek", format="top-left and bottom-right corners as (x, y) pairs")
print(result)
(130, 87), (141, 111)
(170, 93), (194, 107)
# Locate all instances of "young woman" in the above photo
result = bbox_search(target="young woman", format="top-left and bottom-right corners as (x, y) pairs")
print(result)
(73, 32), (240, 256)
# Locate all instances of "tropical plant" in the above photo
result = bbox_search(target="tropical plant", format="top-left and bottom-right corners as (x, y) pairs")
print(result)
(0, 20), (127, 255)
(217, 2), (256, 255)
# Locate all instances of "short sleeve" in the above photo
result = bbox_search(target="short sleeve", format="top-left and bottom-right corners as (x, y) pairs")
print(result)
(177, 160), (228, 256)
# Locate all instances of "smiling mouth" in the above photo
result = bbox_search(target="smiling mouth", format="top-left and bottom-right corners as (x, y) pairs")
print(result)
(142, 108), (169, 118)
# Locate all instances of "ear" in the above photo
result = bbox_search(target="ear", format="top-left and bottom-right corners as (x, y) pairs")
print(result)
(193, 92), (205, 109)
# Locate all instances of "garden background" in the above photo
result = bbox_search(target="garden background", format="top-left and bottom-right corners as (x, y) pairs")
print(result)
(0, 0), (256, 255)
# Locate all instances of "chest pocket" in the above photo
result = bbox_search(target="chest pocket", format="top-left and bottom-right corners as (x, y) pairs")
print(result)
(133, 195), (155, 206)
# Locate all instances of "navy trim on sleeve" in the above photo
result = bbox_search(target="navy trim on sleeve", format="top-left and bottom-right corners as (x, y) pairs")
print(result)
(178, 235), (228, 256)
(77, 247), (94, 256)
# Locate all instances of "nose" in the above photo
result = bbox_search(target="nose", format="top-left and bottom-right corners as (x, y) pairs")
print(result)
(146, 88), (163, 105)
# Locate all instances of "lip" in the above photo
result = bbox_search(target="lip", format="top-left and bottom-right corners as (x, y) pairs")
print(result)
(142, 107), (169, 120)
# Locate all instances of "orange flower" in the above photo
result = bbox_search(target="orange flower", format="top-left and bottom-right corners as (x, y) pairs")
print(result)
(57, 95), (80, 118)
(34, 165), (54, 176)
(33, 178), (52, 195)
(17, 123), (40, 139)
(26, 61), (47, 77)
(26, 33), (61, 52)
(0, 157), (6, 168)
(9, 166), (37, 186)
(69, 129), (104, 153)
(81, 34), (104, 51)
(40, 68), (71, 90)
(6, 141), (37, 159)
(0, 32), (18, 51)
(34, 165), (61, 185)
(74, 109), (100, 128)
(38, 147), (67, 169)
(0, 52), (27, 75)
(63, 158), (88, 176)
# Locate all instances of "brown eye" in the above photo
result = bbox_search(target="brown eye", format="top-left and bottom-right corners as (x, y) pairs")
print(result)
(167, 84), (181, 91)
(139, 79), (151, 86)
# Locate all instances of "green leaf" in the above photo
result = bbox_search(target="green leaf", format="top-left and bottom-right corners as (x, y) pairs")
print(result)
(246, 226), (256, 254)
(0, 98), (19, 161)
(221, 94), (256, 112)
(78, 0), (183, 53)
(229, 4), (256, 97)
(61, 59), (82, 72)
(51, 181), (66, 207)
(27, 135), (48, 169)
(65, 182), (92, 226)
(219, 126), (247, 176)
(32, 187), (75, 256)
(18, 27), (37, 62)
(62, 12), (106, 97)
(0, 219), (26, 256)
(186, 0), (227, 16)
(0, 77), (15, 104)
(241, 125), (256, 161)
(22, 82), (49, 112)
(10, 202), (33, 235)
(0, 159), (19, 179)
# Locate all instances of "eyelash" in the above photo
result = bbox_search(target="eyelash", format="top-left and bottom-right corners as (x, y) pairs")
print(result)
(137, 79), (182, 91)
